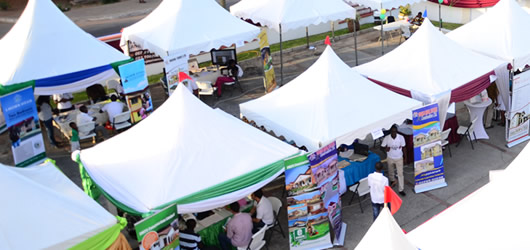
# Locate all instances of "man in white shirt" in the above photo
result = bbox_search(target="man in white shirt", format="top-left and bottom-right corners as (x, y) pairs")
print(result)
(381, 125), (407, 196)
(100, 95), (125, 124)
(367, 162), (389, 221)
(250, 189), (274, 233)
(76, 105), (108, 140)
(52, 93), (74, 112)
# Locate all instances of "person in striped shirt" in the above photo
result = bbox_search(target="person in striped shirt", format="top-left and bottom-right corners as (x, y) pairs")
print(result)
(180, 219), (204, 250)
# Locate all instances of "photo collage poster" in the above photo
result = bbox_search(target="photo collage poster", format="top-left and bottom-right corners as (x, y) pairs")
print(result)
(118, 59), (153, 124)
(508, 70), (530, 147)
(284, 153), (332, 250)
(134, 204), (180, 250)
(412, 103), (447, 193)
(258, 28), (277, 93)
(0, 87), (46, 167)
(307, 142), (343, 245)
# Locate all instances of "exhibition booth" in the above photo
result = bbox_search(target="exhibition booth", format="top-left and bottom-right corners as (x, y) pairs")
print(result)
(0, 161), (129, 249)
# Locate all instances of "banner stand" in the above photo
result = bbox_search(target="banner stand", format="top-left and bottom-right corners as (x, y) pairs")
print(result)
(333, 222), (347, 246)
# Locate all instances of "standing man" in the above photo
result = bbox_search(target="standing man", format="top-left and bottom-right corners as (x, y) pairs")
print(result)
(367, 162), (388, 221)
(382, 125), (407, 196)
(218, 202), (253, 250)
(52, 93), (74, 113)
(250, 189), (274, 233)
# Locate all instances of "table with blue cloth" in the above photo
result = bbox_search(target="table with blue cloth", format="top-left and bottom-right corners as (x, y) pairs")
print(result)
(339, 152), (381, 186)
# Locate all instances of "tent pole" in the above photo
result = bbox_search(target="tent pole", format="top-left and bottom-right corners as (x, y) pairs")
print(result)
(439, 2), (442, 31)
(380, 4), (384, 55)
(332, 22), (335, 42)
(354, 16), (358, 66)
(306, 27), (309, 48)
(280, 24), (284, 86)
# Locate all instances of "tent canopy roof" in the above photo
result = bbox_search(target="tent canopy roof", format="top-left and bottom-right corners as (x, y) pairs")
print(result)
(407, 143), (530, 249)
(355, 19), (505, 100)
(120, 0), (260, 57)
(0, 0), (129, 87)
(447, 0), (530, 70)
(240, 46), (421, 151)
(0, 162), (117, 249)
(78, 86), (298, 214)
(230, 0), (356, 33)
(350, 0), (424, 12)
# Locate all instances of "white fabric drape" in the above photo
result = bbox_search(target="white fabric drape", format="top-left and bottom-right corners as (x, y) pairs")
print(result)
(494, 65), (511, 113)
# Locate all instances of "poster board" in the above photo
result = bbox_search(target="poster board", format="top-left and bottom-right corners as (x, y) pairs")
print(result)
(0, 87), (46, 167)
(163, 53), (189, 96)
(134, 204), (180, 250)
(119, 59), (153, 123)
(258, 29), (277, 93)
(507, 70), (530, 147)
(128, 40), (163, 65)
(412, 103), (447, 193)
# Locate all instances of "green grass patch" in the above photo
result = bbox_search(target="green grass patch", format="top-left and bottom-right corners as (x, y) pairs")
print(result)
(147, 73), (164, 85)
(429, 20), (463, 30)
(360, 23), (377, 30)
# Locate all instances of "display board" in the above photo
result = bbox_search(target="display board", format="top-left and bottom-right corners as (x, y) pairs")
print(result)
(0, 87), (46, 167)
(507, 70), (530, 147)
(412, 103), (447, 193)
(258, 29), (277, 93)
(163, 53), (189, 96)
(134, 204), (180, 250)
(119, 59), (153, 123)
(128, 40), (163, 65)
(284, 142), (344, 249)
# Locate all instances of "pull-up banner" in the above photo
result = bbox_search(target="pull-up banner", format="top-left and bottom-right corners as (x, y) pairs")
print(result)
(507, 70), (530, 147)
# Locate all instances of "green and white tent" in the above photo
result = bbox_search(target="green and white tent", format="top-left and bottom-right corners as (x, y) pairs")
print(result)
(0, 161), (126, 249)
(74, 85), (299, 216)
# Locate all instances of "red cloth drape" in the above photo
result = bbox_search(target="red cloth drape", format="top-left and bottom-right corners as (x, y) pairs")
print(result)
(428, 0), (499, 8)
(368, 70), (495, 103)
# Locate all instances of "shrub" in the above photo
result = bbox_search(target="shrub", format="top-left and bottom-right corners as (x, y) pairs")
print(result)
(0, 1), (9, 10)
(101, 0), (120, 4)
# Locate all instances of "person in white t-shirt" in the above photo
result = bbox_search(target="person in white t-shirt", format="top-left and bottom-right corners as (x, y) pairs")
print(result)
(367, 162), (389, 221)
(53, 93), (74, 112)
(100, 95), (125, 124)
(381, 124), (407, 196)
(250, 189), (274, 233)
(77, 105), (108, 140)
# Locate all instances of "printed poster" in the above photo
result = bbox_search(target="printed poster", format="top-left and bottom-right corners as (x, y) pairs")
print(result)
(0, 87), (46, 167)
(128, 40), (163, 65)
(258, 29), (277, 93)
(125, 87), (153, 124)
(163, 53), (189, 96)
(508, 70), (530, 147)
(412, 103), (447, 193)
(284, 154), (332, 250)
(119, 59), (149, 94)
(134, 204), (180, 250)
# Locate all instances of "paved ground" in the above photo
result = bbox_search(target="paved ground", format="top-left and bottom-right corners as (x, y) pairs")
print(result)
(0, 29), (526, 249)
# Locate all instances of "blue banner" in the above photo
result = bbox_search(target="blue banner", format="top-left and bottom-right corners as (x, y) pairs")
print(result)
(118, 59), (148, 94)
(0, 87), (46, 167)
(412, 103), (447, 193)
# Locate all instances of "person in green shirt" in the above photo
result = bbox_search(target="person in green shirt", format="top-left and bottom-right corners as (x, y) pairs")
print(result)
(69, 122), (80, 152)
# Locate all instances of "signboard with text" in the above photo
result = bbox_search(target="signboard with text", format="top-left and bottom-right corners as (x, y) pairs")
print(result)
(508, 70), (530, 147)
(412, 103), (447, 193)
(163, 53), (189, 96)
(134, 204), (180, 250)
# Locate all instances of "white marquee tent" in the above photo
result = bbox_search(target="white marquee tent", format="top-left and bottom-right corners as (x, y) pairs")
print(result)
(352, 0), (424, 11)
(240, 46), (421, 151)
(0, 161), (125, 249)
(447, 0), (530, 71)
(120, 0), (260, 58)
(355, 19), (506, 104)
(356, 207), (417, 250)
(76, 85), (299, 215)
(0, 0), (130, 95)
(230, 0), (356, 84)
(407, 142), (530, 249)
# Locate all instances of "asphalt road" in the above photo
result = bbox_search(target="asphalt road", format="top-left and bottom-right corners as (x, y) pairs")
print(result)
(0, 0), (241, 38)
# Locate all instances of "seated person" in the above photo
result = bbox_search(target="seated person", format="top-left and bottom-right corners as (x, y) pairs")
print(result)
(77, 105), (109, 141)
(179, 72), (199, 97)
(99, 95), (126, 125)
(86, 84), (109, 104)
(180, 219), (204, 250)
(410, 12), (424, 26)
(214, 59), (243, 97)
(338, 144), (355, 159)
(53, 93), (74, 113)
(218, 202), (253, 250)
(250, 189), (274, 233)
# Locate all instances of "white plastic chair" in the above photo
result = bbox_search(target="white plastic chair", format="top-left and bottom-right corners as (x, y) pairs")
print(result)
(112, 111), (132, 131)
(77, 122), (96, 143)
(399, 25), (411, 44)
(237, 226), (267, 250)
(348, 177), (370, 213)
(456, 117), (478, 150)
(265, 197), (285, 242)
(196, 81), (216, 99)
(441, 128), (452, 157)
